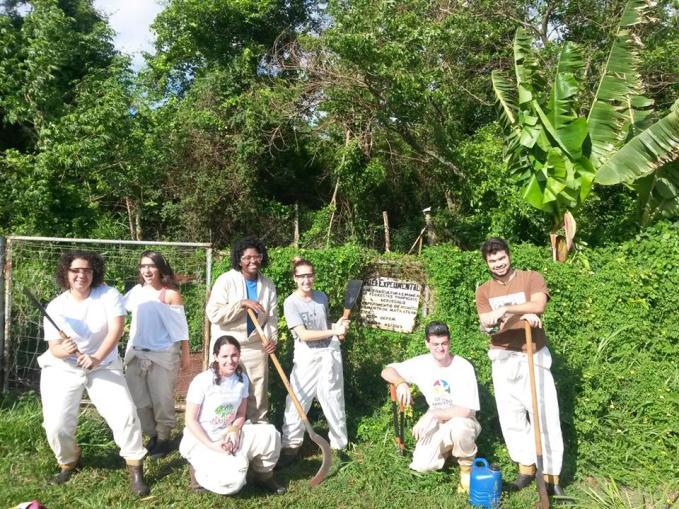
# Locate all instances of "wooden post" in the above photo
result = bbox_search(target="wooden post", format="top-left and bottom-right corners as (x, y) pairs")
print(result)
(382, 211), (390, 253)
(423, 207), (435, 245)
(293, 203), (300, 248)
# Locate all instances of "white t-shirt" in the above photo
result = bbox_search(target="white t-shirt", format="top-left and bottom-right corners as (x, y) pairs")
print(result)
(388, 354), (480, 412)
(124, 284), (189, 351)
(185, 369), (249, 441)
(43, 284), (126, 367)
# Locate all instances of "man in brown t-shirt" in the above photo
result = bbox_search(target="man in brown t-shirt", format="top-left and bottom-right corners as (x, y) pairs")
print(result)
(475, 238), (565, 497)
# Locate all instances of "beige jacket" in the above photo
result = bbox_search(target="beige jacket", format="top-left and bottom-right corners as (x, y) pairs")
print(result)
(206, 269), (278, 352)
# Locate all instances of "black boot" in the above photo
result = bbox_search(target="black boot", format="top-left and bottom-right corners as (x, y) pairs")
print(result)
(508, 473), (535, 491)
(149, 439), (172, 459)
(126, 461), (150, 497)
(254, 471), (287, 495)
(49, 465), (77, 485)
(145, 436), (157, 452)
(275, 447), (300, 470)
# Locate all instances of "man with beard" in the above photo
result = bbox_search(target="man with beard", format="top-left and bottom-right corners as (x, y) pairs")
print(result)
(475, 237), (565, 497)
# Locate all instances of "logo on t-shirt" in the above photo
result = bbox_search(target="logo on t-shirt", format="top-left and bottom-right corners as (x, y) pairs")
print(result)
(432, 379), (450, 395)
(211, 403), (236, 427)
(489, 292), (526, 310)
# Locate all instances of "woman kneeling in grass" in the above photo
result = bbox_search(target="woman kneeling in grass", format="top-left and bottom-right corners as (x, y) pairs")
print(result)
(180, 335), (285, 495)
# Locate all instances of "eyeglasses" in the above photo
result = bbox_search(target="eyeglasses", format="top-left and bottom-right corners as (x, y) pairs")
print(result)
(240, 254), (263, 263)
(68, 268), (93, 275)
(294, 273), (315, 279)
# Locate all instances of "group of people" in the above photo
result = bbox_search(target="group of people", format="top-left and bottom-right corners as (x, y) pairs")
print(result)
(38, 237), (349, 497)
(382, 237), (565, 497)
(37, 236), (566, 500)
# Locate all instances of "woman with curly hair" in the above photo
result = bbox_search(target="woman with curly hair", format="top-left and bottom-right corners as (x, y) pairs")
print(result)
(124, 250), (190, 459)
(179, 335), (285, 495)
(206, 237), (278, 423)
(38, 250), (149, 496)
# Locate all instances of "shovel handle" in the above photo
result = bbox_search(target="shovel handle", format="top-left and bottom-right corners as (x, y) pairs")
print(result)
(524, 321), (550, 509)
(246, 309), (308, 423)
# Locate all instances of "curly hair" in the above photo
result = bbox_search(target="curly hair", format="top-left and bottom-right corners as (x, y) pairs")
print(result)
(211, 335), (244, 385)
(137, 250), (178, 289)
(230, 236), (269, 270)
(55, 250), (105, 290)
(480, 237), (510, 260)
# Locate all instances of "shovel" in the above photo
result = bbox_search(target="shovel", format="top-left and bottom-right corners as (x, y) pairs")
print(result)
(247, 308), (332, 486)
(335, 279), (362, 341)
(524, 321), (551, 509)
(341, 279), (363, 320)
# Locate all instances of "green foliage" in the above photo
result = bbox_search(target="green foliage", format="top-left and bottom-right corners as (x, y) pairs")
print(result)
(421, 225), (678, 486)
(492, 1), (679, 235)
(3, 232), (678, 505)
(209, 231), (679, 489)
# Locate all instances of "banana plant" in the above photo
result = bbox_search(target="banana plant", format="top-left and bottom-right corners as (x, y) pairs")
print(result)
(491, 0), (679, 261)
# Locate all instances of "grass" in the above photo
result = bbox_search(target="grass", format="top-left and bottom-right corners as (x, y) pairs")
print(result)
(0, 392), (676, 509)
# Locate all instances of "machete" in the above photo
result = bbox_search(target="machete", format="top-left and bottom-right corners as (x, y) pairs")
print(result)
(247, 308), (332, 486)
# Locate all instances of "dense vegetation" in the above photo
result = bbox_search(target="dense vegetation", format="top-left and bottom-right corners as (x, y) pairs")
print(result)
(1, 0), (676, 250)
(1, 225), (677, 507)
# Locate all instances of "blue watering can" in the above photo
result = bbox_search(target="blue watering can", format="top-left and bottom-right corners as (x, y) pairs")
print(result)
(469, 458), (502, 508)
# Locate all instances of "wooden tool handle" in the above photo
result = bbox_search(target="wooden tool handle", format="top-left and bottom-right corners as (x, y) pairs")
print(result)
(246, 309), (309, 425)
(524, 321), (543, 456)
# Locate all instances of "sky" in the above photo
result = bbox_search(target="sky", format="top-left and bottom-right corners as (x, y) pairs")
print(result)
(93, 0), (164, 70)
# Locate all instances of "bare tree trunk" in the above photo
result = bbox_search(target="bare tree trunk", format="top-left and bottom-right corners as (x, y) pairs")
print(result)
(423, 207), (435, 245)
(134, 206), (142, 241)
(326, 179), (340, 248)
(293, 203), (299, 248)
(125, 197), (135, 240)
(444, 190), (456, 212)
(326, 130), (351, 248)
(382, 211), (390, 253)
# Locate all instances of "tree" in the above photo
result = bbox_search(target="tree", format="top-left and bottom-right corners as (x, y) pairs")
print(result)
(491, 0), (679, 260)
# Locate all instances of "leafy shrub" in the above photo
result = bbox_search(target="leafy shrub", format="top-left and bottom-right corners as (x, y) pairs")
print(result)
(239, 223), (679, 488)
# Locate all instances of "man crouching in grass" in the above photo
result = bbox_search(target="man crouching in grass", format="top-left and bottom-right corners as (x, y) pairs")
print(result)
(381, 321), (481, 493)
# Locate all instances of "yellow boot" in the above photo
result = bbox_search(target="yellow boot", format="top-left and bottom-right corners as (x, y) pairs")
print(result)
(457, 459), (473, 494)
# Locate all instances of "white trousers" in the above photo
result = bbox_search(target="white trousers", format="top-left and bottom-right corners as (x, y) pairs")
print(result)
(489, 346), (564, 475)
(39, 356), (146, 466)
(410, 416), (481, 472)
(281, 346), (347, 450)
(179, 423), (281, 495)
(124, 347), (179, 440)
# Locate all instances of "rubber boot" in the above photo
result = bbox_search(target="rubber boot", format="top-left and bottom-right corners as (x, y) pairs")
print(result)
(545, 474), (571, 503)
(253, 470), (287, 495)
(49, 448), (80, 485)
(457, 462), (472, 494)
(149, 438), (172, 459)
(508, 464), (536, 492)
(49, 463), (78, 485)
(126, 459), (150, 497)
(274, 447), (300, 470)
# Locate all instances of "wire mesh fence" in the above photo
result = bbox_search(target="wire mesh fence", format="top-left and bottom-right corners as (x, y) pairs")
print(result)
(1, 236), (212, 401)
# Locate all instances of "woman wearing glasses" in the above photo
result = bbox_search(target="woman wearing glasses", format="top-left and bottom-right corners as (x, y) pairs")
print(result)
(123, 250), (190, 459)
(206, 237), (278, 423)
(277, 257), (350, 467)
(37, 250), (149, 496)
